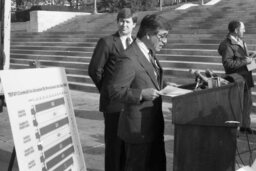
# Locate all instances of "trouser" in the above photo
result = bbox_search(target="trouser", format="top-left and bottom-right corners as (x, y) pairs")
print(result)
(242, 87), (252, 128)
(124, 138), (166, 171)
(104, 112), (125, 171)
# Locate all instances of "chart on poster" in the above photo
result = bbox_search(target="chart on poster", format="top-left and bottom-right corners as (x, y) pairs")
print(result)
(0, 67), (86, 171)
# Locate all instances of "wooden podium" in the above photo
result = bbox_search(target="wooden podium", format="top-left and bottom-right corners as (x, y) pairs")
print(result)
(172, 82), (244, 171)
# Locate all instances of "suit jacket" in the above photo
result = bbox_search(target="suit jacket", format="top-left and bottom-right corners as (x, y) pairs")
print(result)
(108, 41), (165, 144)
(218, 34), (254, 88)
(89, 32), (127, 113)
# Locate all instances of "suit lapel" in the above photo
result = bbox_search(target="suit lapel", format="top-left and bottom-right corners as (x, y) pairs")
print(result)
(132, 43), (161, 90)
(113, 32), (125, 54)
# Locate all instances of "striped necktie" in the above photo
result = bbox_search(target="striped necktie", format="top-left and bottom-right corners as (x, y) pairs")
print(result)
(126, 37), (132, 48)
(148, 50), (160, 85)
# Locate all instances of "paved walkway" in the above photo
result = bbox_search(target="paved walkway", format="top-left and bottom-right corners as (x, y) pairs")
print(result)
(0, 90), (256, 171)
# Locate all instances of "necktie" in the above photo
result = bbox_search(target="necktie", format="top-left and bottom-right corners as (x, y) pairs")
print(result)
(126, 37), (132, 48)
(149, 51), (161, 85)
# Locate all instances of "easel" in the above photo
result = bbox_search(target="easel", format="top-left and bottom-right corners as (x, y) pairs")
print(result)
(8, 148), (16, 171)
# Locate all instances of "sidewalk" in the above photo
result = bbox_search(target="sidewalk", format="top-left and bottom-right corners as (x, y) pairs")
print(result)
(0, 90), (256, 170)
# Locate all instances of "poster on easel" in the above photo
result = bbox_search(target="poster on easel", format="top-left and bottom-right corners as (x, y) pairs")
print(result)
(0, 67), (87, 171)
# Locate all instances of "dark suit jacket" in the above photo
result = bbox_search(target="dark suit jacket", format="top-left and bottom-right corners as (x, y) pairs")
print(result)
(218, 34), (254, 88)
(89, 32), (126, 113)
(108, 41), (165, 144)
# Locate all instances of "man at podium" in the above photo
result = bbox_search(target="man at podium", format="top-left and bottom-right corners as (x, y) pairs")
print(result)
(108, 14), (171, 171)
(218, 20), (255, 134)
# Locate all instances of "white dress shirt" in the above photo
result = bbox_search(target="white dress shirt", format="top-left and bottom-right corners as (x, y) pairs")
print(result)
(120, 35), (133, 50)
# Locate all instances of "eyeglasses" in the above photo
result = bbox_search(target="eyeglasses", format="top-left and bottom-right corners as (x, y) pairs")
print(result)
(156, 33), (168, 41)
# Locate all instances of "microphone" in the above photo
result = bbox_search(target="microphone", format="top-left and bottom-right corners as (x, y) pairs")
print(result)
(205, 69), (229, 85)
(205, 69), (229, 86)
(205, 69), (218, 78)
(189, 69), (209, 83)
(189, 69), (229, 89)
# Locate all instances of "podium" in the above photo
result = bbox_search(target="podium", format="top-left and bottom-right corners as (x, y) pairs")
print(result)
(172, 82), (244, 171)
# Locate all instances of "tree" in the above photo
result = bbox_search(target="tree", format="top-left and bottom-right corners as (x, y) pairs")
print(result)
(128, 0), (157, 11)
(16, 0), (23, 10)
(100, 0), (130, 12)
(67, 0), (73, 7)
(93, 0), (97, 14)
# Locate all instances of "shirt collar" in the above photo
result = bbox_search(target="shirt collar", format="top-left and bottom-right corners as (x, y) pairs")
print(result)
(136, 39), (150, 53)
(119, 33), (133, 49)
(229, 34), (244, 46)
(136, 38), (151, 62)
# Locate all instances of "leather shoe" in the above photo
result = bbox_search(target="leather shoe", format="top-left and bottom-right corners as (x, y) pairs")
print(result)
(239, 127), (256, 134)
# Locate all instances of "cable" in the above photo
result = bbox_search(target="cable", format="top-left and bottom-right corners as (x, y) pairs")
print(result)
(236, 142), (245, 166)
(235, 79), (256, 166)
(235, 158), (242, 169)
(245, 132), (253, 165)
(244, 83), (256, 166)
(237, 131), (256, 166)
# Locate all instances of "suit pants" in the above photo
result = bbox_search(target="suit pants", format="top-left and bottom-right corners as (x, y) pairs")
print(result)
(242, 87), (252, 128)
(104, 112), (125, 171)
(124, 138), (166, 171)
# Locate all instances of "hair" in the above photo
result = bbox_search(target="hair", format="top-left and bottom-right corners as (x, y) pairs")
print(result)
(116, 8), (137, 23)
(228, 20), (241, 33)
(137, 14), (171, 39)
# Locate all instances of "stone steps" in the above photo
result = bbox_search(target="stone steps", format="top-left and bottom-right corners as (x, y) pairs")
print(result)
(11, 53), (91, 62)
(10, 32), (256, 112)
(11, 32), (256, 38)
(10, 54), (223, 71)
(11, 50), (220, 61)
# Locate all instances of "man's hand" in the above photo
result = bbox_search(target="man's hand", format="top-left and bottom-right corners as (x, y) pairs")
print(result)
(141, 88), (160, 101)
(246, 57), (253, 64)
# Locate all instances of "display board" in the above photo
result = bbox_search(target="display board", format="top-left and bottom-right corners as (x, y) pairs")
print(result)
(0, 67), (86, 171)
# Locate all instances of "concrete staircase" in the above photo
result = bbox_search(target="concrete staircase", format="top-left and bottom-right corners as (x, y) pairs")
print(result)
(9, 0), (256, 110)
(10, 32), (256, 88)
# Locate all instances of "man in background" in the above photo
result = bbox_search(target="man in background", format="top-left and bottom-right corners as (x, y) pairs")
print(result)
(108, 14), (171, 171)
(218, 20), (255, 134)
(88, 8), (137, 171)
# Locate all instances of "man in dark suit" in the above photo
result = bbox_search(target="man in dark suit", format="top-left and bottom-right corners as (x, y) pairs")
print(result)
(108, 14), (171, 171)
(88, 8), (137, 171)
(218, 20), (255, 134)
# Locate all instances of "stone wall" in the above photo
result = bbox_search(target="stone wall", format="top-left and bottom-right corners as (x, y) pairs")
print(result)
(28, 11), (91, 32)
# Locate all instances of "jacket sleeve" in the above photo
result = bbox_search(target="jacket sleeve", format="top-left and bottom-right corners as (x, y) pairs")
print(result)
(108, 57), (142, 105)
(88, 38), (110, 91)
(219, 43), (247, 72)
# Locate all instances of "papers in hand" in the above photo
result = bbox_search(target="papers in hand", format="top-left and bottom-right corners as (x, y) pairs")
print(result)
(247, 58), (256, 71)
(159, 85), (192, 97)
(247, 52), (256, 71)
